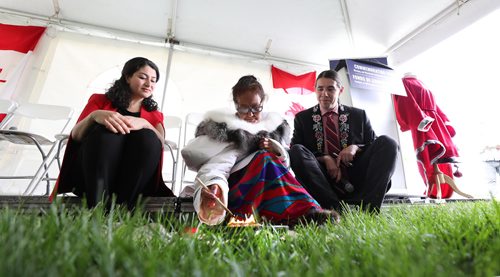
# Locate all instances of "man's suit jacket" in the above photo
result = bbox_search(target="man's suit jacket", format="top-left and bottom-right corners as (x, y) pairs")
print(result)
(291, 104), (376, 157)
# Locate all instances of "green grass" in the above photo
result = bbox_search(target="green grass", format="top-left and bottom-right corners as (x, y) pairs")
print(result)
(1, 200), (499, 277)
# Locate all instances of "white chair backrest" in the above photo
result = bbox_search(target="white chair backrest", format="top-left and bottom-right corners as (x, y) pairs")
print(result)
(179, 112), (205, 192)
(0, 99), (18, 114)
(164, 115), (182, 148)
(13, 103), (74, 135)
(0, 99), (18, 129)
(164, 115), (182, 130)
(15, 103), (74, 120)
(183, 112), (205, 146)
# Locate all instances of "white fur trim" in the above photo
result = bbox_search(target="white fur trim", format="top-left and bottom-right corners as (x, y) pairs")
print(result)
(203, 109), (285, 134)
(417, 116), (434, 132)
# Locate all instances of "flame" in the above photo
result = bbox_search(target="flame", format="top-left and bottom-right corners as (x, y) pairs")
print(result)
(227, 214), (261, 227)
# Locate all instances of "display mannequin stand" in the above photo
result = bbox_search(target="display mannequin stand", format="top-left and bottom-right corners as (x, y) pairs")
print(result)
(431, 162), (473, 199)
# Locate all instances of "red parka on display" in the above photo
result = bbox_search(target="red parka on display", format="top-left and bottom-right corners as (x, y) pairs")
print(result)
(393, 74), (459, 198)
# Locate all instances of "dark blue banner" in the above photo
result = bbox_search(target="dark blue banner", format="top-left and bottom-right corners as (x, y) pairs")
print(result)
(346, 60), (393, 91)
(329, 58), (404, 95)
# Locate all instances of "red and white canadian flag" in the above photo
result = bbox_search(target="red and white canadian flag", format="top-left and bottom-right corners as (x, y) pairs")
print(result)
(0, 23), (46, 122)
(271, 65), (316, 117)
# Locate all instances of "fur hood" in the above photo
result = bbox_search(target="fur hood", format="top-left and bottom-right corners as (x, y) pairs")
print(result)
(195, 109), (291, 153)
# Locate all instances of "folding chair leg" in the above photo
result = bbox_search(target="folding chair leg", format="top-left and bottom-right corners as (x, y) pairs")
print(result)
(23, 143), (58, 196)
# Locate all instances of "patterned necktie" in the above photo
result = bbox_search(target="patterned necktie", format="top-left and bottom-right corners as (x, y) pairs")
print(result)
(324, 113), (341, 155)
(324, 112), (353, 193)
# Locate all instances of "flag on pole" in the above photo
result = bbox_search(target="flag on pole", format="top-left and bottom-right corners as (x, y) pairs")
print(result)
(0, 23), (46, 122)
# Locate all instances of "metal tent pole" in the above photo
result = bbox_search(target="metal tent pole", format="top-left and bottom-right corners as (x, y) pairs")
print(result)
(160, 43), (174, 112)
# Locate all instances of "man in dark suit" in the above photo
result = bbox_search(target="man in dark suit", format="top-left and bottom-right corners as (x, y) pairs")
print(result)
(289, 70), (398, 213)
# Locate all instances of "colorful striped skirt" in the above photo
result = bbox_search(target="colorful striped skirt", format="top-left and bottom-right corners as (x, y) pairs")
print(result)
(228, 150), (321, 222)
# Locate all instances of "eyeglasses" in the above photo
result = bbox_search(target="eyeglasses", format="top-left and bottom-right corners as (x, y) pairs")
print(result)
(236, 105), (263, 114)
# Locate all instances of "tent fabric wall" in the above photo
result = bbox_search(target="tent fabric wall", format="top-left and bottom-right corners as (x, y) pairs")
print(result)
(36, 30), (324, 125)
(0, 26), (324, 194)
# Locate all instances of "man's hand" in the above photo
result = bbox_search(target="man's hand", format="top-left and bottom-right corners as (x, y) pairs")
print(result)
(323, 155), (342, 182)
(199, 184), (225, 221)
(336, 145), (359, 168)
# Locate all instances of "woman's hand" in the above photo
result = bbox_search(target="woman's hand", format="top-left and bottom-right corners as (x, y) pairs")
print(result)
(122, 116), (150, 131)
(125, 116), (164, 142)
(91, 110), (133, 134)
(199, 184), (225, 221)
(90, 111), (164, 141)
(259, 137), (271, 150)
(259, 137), (280, 155)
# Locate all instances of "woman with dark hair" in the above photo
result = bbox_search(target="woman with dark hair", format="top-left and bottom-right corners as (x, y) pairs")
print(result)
(181, 75), (339, 226)
(50, 57), (174, 209)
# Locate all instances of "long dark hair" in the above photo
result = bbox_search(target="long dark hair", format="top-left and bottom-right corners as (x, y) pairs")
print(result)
(316, 70), (342, 88)
(105, 57), (160, 112)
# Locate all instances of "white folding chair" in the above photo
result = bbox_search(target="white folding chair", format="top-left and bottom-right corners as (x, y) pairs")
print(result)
(0, 99), (18, 130)
(163, 115), (182, 194)
(0, 102), (74, 196)
(179, 112), (205, 193)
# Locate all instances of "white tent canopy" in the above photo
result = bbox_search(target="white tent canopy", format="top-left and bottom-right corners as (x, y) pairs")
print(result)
(1, 0), (499, 66)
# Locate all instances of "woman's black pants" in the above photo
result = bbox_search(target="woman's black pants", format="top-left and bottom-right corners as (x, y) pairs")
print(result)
(74, 125), (162, 209)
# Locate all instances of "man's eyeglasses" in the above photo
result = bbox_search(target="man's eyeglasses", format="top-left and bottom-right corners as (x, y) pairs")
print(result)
(236, 105), (263, 114)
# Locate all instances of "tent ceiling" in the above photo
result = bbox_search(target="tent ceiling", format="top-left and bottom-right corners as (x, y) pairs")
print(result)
(0, 0), (498, 66)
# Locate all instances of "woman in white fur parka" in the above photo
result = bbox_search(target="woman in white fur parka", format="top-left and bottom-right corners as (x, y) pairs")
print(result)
(181, 75), (339, 226)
